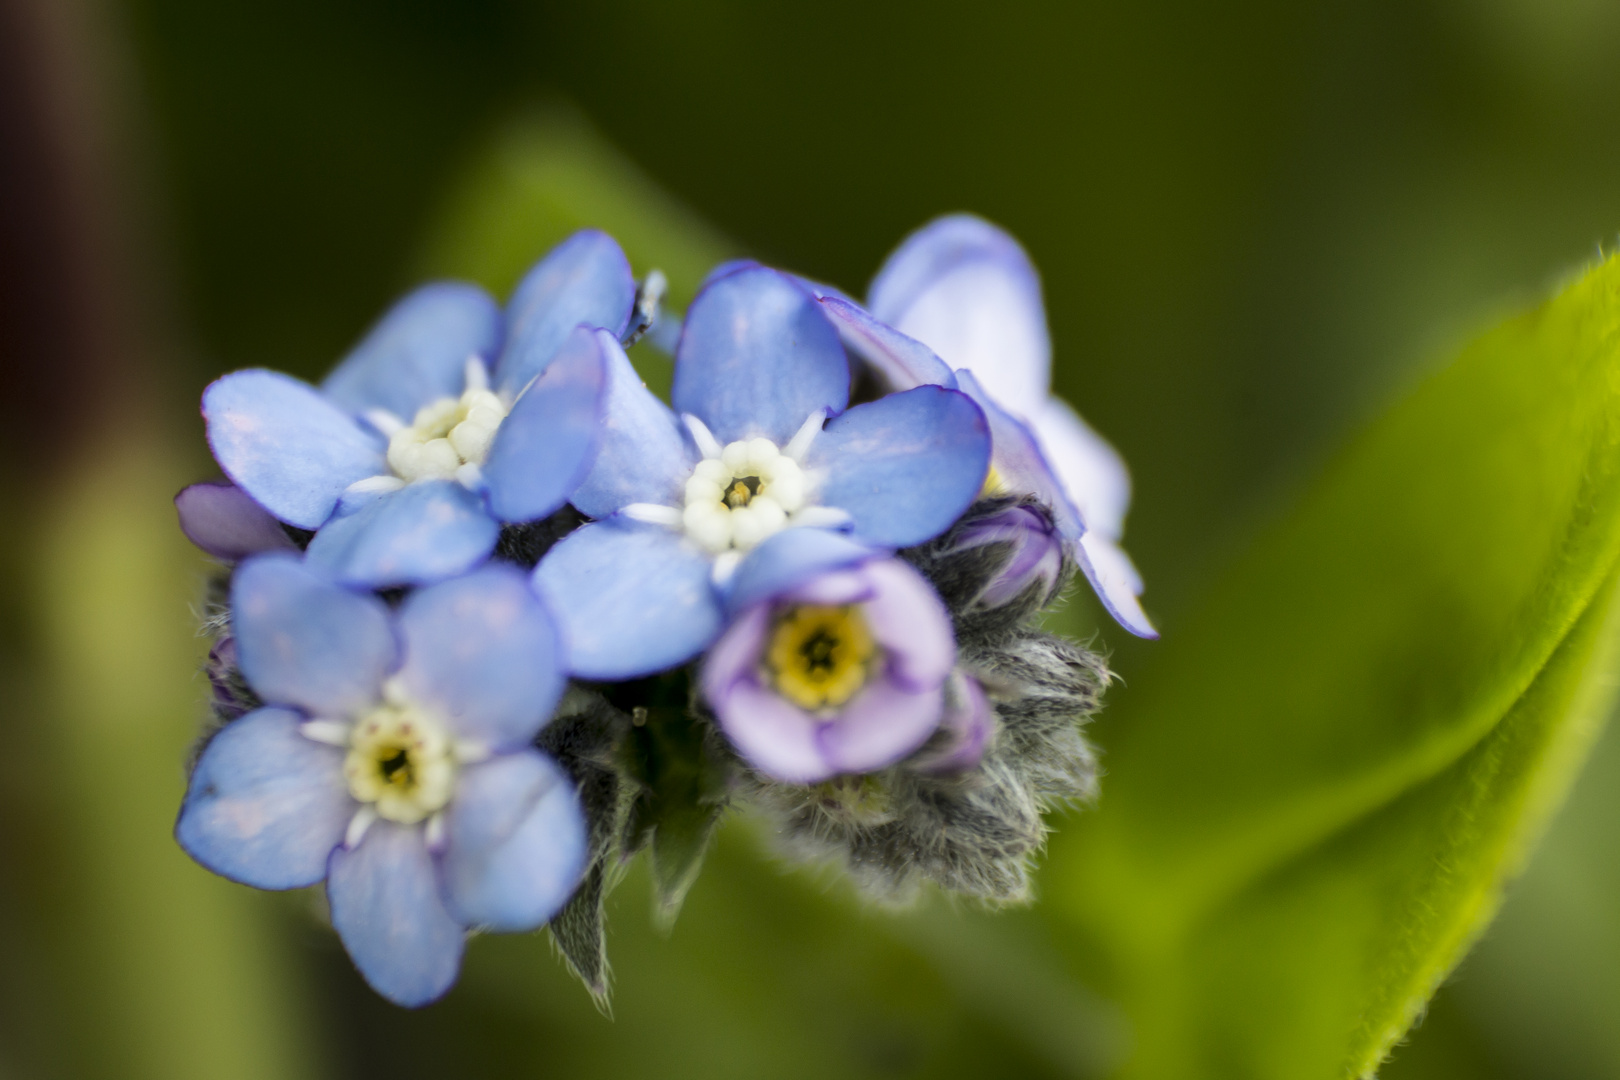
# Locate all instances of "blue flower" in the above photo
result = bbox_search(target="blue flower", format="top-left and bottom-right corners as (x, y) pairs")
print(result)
(825, 214), (1157, 639)
(175, 555), (586, 1007)
(703, 528), (971, 782)
(202, 230), (638, 588)
(531, 265), (993, 680)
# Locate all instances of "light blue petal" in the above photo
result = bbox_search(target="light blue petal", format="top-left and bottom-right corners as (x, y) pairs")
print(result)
(570, 330), (693, 517)
(724, 527), (879, 616)
(304, 481), (499, 589)
(806, 385), (991, 548)
(395, 565), (564, 749)
(1078, 532), (1158, 639)
(672, 267), (849, 445)
(322, 282), (502, 420)
(203, 369), (386, 529)
(327, 821), (464, 1008)
(955, 369), (1083, 540)
(494, 230), (635, 397)
(232, 554), (396, 716)
(442, 751), (587, 932)
(788, 274), (855, 304)
(817, 296), (955, 393)
(482, 325), (606, 524)
(531, 520), (722, 680)
(175, 707), (351, 889)
(1031, 396), (1133, 542)
(697, 258), (761, 291)
(867, 214), (1051, 418)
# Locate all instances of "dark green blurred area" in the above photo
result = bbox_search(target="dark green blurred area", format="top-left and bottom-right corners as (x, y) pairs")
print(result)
(12, 0), (1620, 1076)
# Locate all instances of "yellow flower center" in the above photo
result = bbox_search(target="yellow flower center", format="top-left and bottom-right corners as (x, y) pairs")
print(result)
(766, 604), (877, 711)
(343, 701), (456, 824)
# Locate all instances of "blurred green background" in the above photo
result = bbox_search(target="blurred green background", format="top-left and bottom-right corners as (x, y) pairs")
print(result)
(6, 0), (1620, 1076)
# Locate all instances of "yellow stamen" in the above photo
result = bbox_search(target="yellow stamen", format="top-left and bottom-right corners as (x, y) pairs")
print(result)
(980, 463), (1006, 498)
(766, 604), (876, 710)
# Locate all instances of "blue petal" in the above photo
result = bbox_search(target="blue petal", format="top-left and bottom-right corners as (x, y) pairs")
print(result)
(322, 282), (502, 420)
(175, 481), (297, 560)
(232, 554), (396, 716)
(175, 707), (351, 889)
(395, 565), (565, 749)
(1031, 396), (1133, 542)
(482, 325), (606, 524)
(1078, 532), (1158, 639)
(327, 821), (464, 1008)
(672, 267), (849, 445)
(955, 369), (1083, 540)
(531, 520), (722, 680)
(867, 214), (1051, 418)
(806, 385), (991, 548)
(495, 230), (636, 397)
(304, 480), (499, 589)
(569, 330), (693, 518)
(203, 370), (386, 529)
(697, 258), (761, 291)
(788, 274), (855, 304)
(724, 527), (879, 616)
(817, 296), (955, 393)
(442, 751), (587, 932)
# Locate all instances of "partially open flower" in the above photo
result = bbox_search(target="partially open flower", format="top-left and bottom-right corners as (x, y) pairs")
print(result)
(815, 214), (1156, 638)
(175, 480), (298, 561)
(947, 502), (1065, 611)
(176, 555), (586, 1007)
(701, 529), (955, 784)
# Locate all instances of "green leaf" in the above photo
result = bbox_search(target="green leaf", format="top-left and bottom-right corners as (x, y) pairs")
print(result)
(548, 859), (614, 1009)
(1045, 256), (1620, 1077)
(612, 674), (731, 929)
(537, 688), (636, 1006)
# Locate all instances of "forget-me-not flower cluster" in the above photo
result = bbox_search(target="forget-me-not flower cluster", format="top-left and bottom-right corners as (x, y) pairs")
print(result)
(173, 219), (1150, 1006)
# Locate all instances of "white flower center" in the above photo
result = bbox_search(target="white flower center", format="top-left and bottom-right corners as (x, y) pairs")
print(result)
(342, 697), (457, 825)
(682, 437), (807, 552)
(386, 383), (507, 483)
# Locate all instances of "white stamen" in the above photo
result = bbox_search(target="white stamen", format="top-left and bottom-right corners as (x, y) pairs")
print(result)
(621, 503), (684, 528)
(345, 474), (407, 496)
(711, 550), (742, 586)
(455, 462), (485, 491)
(453, 739), (491, 764)
(783, 409), (826, 461)
(386, 385), (510, 483)
(792, 506), (853, 530)
(424, 811), (447, 853)
(676, 432), (819, 552)
(299, 719), (353, 746)
(345, 806), (378, 849)
(464, 354), (489, 393)
(682, 414), (723, 460)
(683, 502), (732, 551)
(364, 408), (406, 437)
